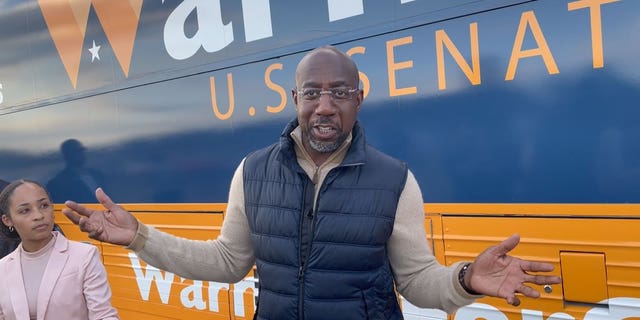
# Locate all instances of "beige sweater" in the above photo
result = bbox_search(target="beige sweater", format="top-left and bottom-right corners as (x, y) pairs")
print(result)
(21, 234), (56, 319)
(129, 127), (478, 313)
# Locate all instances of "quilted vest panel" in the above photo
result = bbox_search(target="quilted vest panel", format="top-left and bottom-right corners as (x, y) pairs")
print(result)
(244, 121), (407, 320)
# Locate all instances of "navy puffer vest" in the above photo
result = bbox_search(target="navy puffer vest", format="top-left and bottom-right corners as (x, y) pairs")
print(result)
(244, 119), (407, 320)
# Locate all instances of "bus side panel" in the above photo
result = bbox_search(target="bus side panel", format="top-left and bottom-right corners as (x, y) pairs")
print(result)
(398, 214), (452, 320)
(440, 215), (640, 319)
(425, 211), (447, 263)
(57, 204), (257, 320)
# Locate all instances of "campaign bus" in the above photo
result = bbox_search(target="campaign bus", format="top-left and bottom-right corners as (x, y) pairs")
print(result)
(0, 0), (639, 319)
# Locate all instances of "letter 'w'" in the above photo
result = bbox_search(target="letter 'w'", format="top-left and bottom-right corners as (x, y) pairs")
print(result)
(128, 253), (175, 304)
(38, 0), (143, 88)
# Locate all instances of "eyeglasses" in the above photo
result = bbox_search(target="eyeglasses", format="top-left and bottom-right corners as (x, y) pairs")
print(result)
(296, 87), (360, 101)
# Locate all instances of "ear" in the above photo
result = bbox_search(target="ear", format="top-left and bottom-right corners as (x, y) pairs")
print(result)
(291, 89), (299, 110)
(1, 214), (11, 228)
(355, 89), (364, 112)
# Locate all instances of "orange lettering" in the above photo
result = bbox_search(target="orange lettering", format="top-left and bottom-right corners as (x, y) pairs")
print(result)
(568, 0), (620, 68)
(38, 0), (142, 87)
(265, 63), (287, 113)
(436, 22), (481, 90)
(346, 46), (370, 99)
(210, 74), (235, 120)
(386, 37), (417, 97)
(506, 11), (559, 81)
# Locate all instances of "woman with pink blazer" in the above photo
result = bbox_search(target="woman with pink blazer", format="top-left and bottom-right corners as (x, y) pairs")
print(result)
(0, 179), (118, 320)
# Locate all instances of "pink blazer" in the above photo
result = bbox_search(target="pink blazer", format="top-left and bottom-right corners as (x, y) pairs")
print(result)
(0, 232), (119, 320)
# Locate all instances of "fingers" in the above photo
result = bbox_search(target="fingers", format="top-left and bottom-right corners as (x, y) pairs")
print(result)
(62, 206), (82, 225)
(520, 261), (562, 285)
(87, 226), (105, 240)
(77, 217), (103, 240)
(63, 200), (94, 218)
(505, 285), (538, 307)
(506, 294), (521, 307)
(517, 284), (540, 299)
(492, 234), (520, 256)
(521, 260), (555, 272)
(505, 276), (560, 307)
(525, 274), (562, 286)
(95, 188), (117, 211)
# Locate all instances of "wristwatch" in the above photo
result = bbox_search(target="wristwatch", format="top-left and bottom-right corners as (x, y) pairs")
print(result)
(458, 263), (479, 295)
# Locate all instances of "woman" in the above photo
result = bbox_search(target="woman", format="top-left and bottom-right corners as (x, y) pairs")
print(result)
(0, 179), (119, 320)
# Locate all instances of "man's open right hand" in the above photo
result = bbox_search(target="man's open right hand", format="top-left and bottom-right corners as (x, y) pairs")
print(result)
(62, 188), (138, 246)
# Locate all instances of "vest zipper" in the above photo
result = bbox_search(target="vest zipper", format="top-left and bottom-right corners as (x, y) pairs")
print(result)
(298, 177), (317, 319)
(298, 206), (317, 319)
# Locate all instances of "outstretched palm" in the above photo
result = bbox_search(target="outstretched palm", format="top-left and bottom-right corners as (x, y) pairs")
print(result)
(468, 235), (561, 306)
(62, 188), (138, 246)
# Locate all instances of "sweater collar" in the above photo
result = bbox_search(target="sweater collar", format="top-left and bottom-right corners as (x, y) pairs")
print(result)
(277, 118), (367, 167)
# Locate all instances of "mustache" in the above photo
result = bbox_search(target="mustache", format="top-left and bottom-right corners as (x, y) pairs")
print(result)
(312, 117), (337, 126)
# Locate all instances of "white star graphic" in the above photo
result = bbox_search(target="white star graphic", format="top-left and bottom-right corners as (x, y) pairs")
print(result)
(88, 40), (101, 62)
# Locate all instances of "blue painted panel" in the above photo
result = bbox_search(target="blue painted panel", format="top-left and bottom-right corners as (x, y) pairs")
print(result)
(0, 0), (638, 203)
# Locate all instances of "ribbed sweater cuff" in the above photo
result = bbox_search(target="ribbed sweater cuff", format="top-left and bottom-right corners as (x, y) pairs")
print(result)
(126, 222), (149, 252)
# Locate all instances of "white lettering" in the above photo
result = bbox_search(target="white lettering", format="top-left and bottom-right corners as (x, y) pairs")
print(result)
(452, 299), (640, 320)
(242, 0), (273, 42)
(0, 83), (3, 104)
(400, 296), (447, 319)
(454, 303), (507, 320)
(232, 277), (259, 317)
(164, 0), (234, 60)
(128, 253), (175, 304)
(125, 255), (639, 318)
(328, 0), (363, 21)
(328, 0), (415, 21)
(207, 282), (229, 312)
(179, 278), (207, 310)
(548, 312), (575, 320)
(522, 309), (546, 320)
(584, 297), (640, 320)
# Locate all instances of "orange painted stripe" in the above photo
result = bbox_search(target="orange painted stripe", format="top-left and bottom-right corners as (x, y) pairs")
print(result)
(424, 203), (640, 217)
(56, 202), (640, 217)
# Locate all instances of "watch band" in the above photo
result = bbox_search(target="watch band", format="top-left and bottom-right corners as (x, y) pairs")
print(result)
(458, 263), (479, 295)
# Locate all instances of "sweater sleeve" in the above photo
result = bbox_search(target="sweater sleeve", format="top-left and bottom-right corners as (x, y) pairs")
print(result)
(128, 159), (255, 283)
(388, 170), (479, 313)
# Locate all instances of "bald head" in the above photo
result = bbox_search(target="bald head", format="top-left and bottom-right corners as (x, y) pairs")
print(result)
(291, 45), (364, 165)
(295, 46), (359, 89)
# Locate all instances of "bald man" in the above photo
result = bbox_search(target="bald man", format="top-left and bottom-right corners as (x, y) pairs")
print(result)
(63, 46), (560, 320)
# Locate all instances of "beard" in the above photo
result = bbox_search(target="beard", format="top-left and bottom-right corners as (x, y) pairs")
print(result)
(305, 118), (347, 153)
(308, 134), (345, 153)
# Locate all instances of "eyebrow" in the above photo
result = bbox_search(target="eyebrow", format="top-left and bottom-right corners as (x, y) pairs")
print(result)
(15, 197), (49, 208)
(301, 80), (350, 88)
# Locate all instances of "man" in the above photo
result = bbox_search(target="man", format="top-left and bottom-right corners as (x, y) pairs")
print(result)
(47, 139), (105, 203)
(63, 46), (560, 319)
